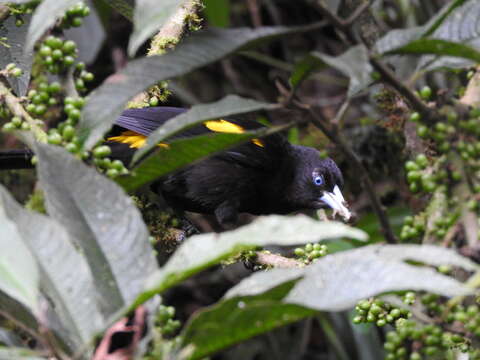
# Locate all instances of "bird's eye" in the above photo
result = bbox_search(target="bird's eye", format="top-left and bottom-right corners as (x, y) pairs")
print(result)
(314, 176), (323, 186)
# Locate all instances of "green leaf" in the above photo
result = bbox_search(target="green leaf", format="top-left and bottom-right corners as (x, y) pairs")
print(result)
(204, 0), (230, 27)
(0, 227), (38, 316)
(33, 143), (158, 318)
(119, 132), (258, 192)
(289, 53), (325, 89)
(0, 196), (38, 314)
(133, 95), (275, 162)
(0, 14), (33, 96)
(180, 280), (316, 360)
(384, 39), (480, 64)
(421, 0), (469, 37)
(0, 347), (46, 360)
(311, 45), (373, 97)
(129, 0), (189, 55)
(0, 186), (104, 351)
(132, 215), (366, 308)
(80, 24), (323, 149)
(25, 0), (79, 53)
(95, 0), (133, 21)
(227, 244), (475, 311)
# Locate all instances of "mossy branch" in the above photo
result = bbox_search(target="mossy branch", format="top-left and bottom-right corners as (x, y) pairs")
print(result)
(0, 81), (47, 142)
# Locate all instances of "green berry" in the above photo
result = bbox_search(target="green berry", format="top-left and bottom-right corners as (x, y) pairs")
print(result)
(75, 78), (85, 90)
(82, 72), (94, 82)
(44, 56), (54, 65)
(416, 154), (428, 168)
(294, 248), (305, 256)
(34, 104), (47, 115)
(62, 125), (75, 140)
(420, 86), (432, 100)
(106, 168), (119, 178)
(20, 123), (30, 131)
(52, 49), (63, 60)
(47, 133), (63, 145)
(417, 125), (428, 138)
(405, 161), (419, 172)
(45, 36), (62, 49)
(407, 171), (421, 183)
(71, 17), (83, 27)
(62, 40), (76, 54)
(2, 122), (16, 132)
(410, 112), (421, 122)
(63, 55), (75, 67)
(93, 145), (111, 158)
(11, 68), (22, 77)
(5, 63), (16, 71)
(65, 142), (78, 153)
(39, 45), (52, 56)
(11, 116), (22, 127)
(76, 62), (85, 71)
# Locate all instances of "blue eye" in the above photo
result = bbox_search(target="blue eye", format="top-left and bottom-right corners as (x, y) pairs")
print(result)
(314, 176), (323, 186)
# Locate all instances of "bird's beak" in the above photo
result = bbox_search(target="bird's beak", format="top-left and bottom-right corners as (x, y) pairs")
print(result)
(320, 185), (351, 221)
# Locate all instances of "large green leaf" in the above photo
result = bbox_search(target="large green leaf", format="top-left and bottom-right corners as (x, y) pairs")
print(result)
(131, 215), (366, 308)
(311, 45), (373, 97)
(204, 0), (230, 27)
(34, 143), (158, 318)
(226, 244), (476, 311)
(385, 39), (480, 64)
(180, 280), (316, 360)
(80, 24), (322, 149)
(0, 14), (33, 96)
(0, 200), (38, 314)
(129, 0), (188, 55)
(119, 132), (258, 192)
(0, 186), (103, 351)
(24, 0), (79, 52)
(133, 95), (275, 161)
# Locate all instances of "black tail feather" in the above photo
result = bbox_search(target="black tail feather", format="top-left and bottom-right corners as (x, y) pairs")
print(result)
(0, 149), (34, 169)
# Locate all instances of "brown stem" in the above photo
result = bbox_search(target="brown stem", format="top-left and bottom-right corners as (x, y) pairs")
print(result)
(307, 106), (397, 244)
(255, 251), (303, 268)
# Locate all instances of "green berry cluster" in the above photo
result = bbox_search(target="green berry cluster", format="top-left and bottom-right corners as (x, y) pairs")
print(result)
(2, 116), (32, 132)
(92, 145), (128, 178)
(25, 81), (61, 117)
(383, 319), (478, 360)
(4, 62), (23, 78)
(73, 62), (95, 92)
(155, 305), (181, 337)
(404, 154), (439, 194)
(294, 242), (328, 264)
(7, 0), (40, 27)
(400, 215), (425, 242)
(38, 36), (78, 74)
(59, 2), (90, 29)
(353, 298), (411, 327)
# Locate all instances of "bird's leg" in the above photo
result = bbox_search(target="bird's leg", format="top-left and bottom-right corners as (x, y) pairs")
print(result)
(214, 200), (239, 229)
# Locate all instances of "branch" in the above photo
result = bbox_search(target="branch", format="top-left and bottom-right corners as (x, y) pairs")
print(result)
(306, 105), (397, 244)
(255, 251), (303, 268)
(0, 81), (47, 142)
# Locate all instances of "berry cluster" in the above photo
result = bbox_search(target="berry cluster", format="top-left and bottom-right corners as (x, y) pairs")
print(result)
(294, 242), (328, 264)
(7, 0), (41, 27)
(400, 215), (425, 242)
(2, 116), (31, 132)
(92, 145), (128, 178)
(59, 2), (90, 29)
(404, 154), (437, 194)
(353, 298), (412, 327)
(39, 36), (78, 74)
(25, 81), (61, 117)
(4, 63), (23, 78)
(155, 305), (181, 337)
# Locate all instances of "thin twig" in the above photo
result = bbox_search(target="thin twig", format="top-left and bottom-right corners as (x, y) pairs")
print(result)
(305, 105), (397, 244)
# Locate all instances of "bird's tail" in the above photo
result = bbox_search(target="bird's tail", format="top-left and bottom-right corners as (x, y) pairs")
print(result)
(0, 149), (34, 169)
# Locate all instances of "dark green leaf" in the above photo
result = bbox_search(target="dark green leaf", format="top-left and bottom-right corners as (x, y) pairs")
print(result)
(80, 24), (323, 149)
(227, 244), (475, 311)
(119, 132), (257, 192)
(25, 0), (79, 53)
(0, 14), (33, 96)
(204, 0), (230, 27)
(0, 186), (104, 350)
(312, 45), (373, 97)
(34, 144), (157, 318)
(289, 53), (325, 89)
(180, 280), (315, 360)
(95, 0), (133, 20)
(132, 215), (366, 308)
(385, 39), (480, 64)
(133, 95), (275, 162)
(421, 0), (470, 38)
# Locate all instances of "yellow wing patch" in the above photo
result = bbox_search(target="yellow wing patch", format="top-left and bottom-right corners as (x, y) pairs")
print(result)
(203, 119), (264, 147)
(203, 119), (244, 134)
(108, 119), (265, 149)
(107, 131), (169, 149)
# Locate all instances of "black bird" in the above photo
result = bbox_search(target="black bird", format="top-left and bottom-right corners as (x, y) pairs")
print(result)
(0, 107), (351, 225)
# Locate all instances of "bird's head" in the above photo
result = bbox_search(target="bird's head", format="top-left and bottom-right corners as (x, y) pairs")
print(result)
(289, 146), (351, 221)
